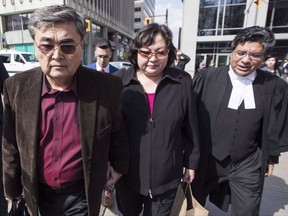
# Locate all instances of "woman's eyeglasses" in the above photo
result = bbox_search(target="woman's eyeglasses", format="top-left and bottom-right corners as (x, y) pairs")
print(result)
(36, 41), (82, 55)
(138, 49), (169, 59)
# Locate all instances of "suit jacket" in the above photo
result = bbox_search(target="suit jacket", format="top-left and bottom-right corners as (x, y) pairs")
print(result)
(2, 65), (129, 215)
(192, 65), (288, 209)
(85, 62), (118, 73)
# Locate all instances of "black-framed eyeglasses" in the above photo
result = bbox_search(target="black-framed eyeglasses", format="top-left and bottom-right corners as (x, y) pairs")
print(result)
(36, 41), (82, 55)
(233, 50), (264, 60)
(96, 55), (110, 60)
(138, 49), (169, 59)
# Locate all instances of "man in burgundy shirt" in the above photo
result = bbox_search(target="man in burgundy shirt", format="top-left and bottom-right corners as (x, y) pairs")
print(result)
(2, 5), (129, 216)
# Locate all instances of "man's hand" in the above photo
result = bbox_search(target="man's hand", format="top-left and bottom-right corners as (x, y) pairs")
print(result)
(182, 168), (195, 184)
(265, 163), (274, 177)
(105, 162), (122, 191)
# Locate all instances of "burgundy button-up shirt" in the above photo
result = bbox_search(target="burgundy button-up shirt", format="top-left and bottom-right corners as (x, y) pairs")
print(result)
(38, 76), (84, 188)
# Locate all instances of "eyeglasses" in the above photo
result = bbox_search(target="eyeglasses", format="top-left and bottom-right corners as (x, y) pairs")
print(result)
(96, 55), (110, 60)
(138, 49), (169, 59)
(233, 50), (264, 60)
(36, 41), (82, 55)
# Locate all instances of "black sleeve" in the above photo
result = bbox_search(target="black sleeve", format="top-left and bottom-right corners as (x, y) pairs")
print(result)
(0, 58), (10, 94)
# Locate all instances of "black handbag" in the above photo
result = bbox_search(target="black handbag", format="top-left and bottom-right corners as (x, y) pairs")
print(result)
(8, 199), (30, 216)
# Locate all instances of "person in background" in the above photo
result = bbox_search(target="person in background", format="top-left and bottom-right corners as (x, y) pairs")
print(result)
(85, 38), (118, 73)
(0, 58), (9, 216)
(281, 57), (288, 82)
(261, 52), (282, 77)
(192, 26), (288, 216)
(172, 49), (191, 71)
(2, 5), (129, 216)
(114, 23), (200, 216)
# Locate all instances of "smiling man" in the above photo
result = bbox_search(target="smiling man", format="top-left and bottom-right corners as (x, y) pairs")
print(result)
(192, 26), (288, 216)
(2, 5), (129, 216)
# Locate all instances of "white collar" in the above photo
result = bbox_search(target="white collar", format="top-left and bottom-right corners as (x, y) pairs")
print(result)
(96, 63), (109, 73)
(228, 66), (257, 110)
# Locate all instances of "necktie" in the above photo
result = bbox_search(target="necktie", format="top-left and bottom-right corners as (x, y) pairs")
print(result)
(100, 68), (105, 72)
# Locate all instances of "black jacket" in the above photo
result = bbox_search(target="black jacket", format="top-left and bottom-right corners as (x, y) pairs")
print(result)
(114, 66), (200, 196)
(192, 65), (288, 210)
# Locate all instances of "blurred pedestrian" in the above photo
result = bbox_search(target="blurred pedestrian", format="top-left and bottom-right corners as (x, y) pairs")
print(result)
(2, 5), (129, 216)
(85, 38), (118, 73)
(114, 23), (200, 216)
(172, 49), (191, 70)
(193, 26), (288, 216)
(261, 52), (282, 77)
(281, 57), (288, 82)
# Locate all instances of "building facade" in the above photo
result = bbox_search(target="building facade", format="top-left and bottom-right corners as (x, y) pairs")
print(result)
(181, 0), (288, 75)
(134, 0), (155, 33)
(0, 0), (134, 64)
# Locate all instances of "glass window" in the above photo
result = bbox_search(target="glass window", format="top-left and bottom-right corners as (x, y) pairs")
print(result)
(202, 0), (219, 6)
(266, 0), (288, 33)
(5, 13), (31, 31)
(224, 5), (245, 28)
(226, 0), (246, 4)
(198, 7), (217, 35)
(199, 0), (246, 36)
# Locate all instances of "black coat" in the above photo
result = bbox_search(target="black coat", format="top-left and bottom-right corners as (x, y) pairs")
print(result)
(0, 57), (9, 215)
(192, 65), (288, 209)
(114, 66), (200, 196)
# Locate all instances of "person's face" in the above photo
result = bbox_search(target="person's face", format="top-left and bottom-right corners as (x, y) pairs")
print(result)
(137, 34), (169, 78)
(95, 47), (112, 68)
(265, 57), (276, 69)
(230, 41), (265, 76)
(34, 22), (83, 83)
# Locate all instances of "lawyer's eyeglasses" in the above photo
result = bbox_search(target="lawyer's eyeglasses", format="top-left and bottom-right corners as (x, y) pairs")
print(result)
(138, 49), (169, 59)
(233, 50), (264, 60)
(36, 41), (82, 55)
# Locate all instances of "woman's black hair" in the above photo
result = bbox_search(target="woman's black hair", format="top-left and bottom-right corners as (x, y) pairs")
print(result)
(128, 23), (176, 70)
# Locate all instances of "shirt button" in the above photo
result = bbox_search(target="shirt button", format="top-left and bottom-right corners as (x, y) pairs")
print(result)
(56, 116), (61, 122)
(55, 137), (60, 141)
(54, 158), (58, 162)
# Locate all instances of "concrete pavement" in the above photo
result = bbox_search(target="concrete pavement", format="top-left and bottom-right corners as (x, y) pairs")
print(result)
(100, 151), (288, 216)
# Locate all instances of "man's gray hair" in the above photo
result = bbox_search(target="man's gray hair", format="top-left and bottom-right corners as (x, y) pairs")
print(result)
(28, 5), (86, 40)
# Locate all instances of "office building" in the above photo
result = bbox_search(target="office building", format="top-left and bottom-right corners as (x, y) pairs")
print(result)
(181, 0), (288, 75)
(0, 0), (134, 64)
(134, 0), (155, 33)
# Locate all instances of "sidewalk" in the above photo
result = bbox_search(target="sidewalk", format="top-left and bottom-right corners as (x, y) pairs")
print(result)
(99, 152), (288, 216)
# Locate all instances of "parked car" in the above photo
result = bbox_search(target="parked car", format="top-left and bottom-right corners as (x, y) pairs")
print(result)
(110, 61), (131, 69)
(0, 49), (40, 76)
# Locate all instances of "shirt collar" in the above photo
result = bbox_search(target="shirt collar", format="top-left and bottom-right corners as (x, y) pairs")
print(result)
(41, 74), (78, 97)
(96, 63), (109, 72)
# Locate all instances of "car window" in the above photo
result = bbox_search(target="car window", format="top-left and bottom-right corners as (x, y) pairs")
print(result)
(0, 54), (11, 63)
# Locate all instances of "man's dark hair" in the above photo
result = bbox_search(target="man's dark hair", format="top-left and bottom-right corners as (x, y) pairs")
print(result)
(232, 26), (275, 53)
(128, 23), (176, 70)
(96, 39), (112, 50)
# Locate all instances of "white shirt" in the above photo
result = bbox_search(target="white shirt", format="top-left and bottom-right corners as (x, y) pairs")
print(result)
(228, 67), (256, 110)
(96, 63), (109, 73)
